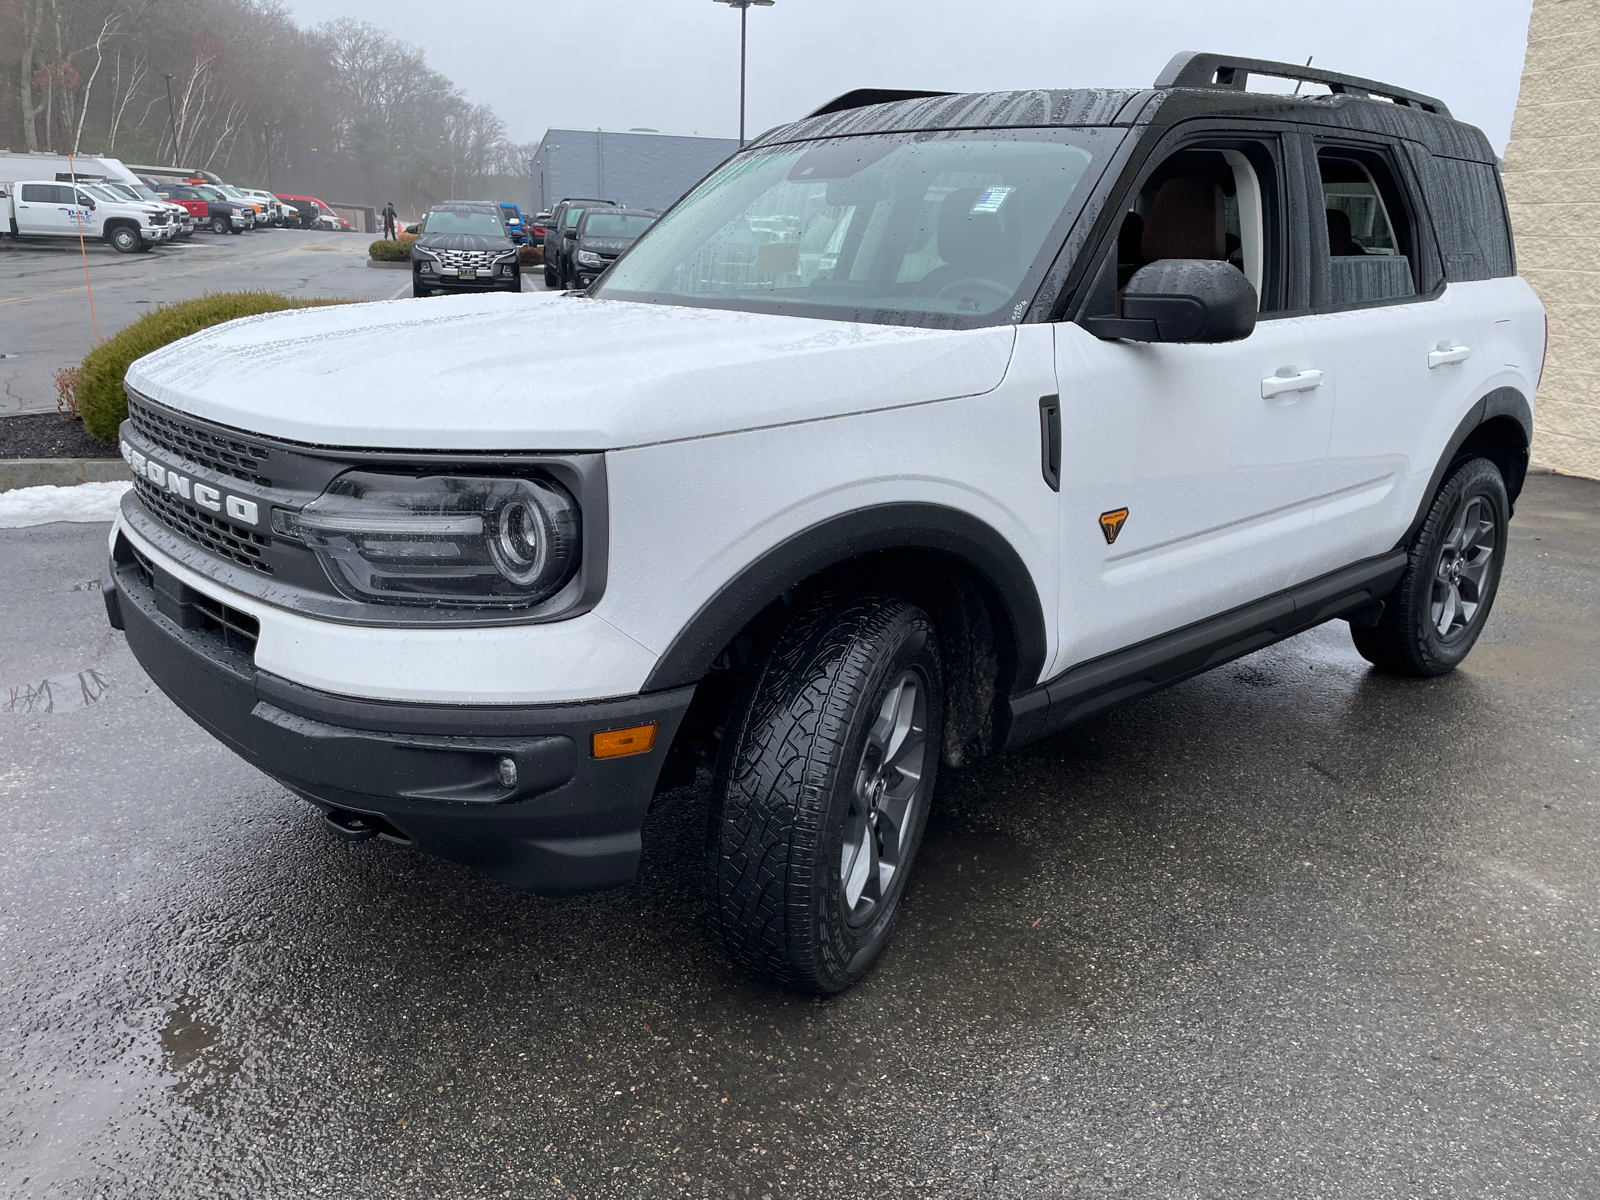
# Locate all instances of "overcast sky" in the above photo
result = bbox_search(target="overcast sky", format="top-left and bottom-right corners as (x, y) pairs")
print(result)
(283, 0), (1535, 153)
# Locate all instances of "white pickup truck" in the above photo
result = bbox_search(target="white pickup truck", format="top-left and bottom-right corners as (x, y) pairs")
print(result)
(0, 178), (172, 252)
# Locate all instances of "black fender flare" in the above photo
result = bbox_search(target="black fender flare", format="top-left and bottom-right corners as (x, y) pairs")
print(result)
(641, 503), (1049, 694)
(1397, 385), (1531, 550)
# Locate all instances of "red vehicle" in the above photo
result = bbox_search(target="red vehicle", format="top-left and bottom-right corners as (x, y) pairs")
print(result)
(140, 177), (206, 222)
(273, 192), (345, 231)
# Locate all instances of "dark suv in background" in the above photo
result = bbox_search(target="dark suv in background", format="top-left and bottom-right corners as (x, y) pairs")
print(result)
(570, 207), (657, 287)
(409, 201), (522, 297)
(543, 196), (615, 288)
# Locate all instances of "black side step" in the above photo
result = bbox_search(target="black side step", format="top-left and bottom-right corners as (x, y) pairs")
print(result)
(1003, 551), (1407, 751)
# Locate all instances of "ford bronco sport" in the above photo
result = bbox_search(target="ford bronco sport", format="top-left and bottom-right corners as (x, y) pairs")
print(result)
(104, 52), (1543, 992)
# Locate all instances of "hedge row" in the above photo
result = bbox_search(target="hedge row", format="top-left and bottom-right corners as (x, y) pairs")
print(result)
(79, 292), (353, 443)
(368, 233), (416, 261)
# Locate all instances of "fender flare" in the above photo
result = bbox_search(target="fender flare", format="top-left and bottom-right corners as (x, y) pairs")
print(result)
(1397, 385), (1531, 550)
(640, 503), (1049, 694)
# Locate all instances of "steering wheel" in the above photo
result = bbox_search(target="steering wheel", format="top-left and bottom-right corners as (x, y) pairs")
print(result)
(936, 277), (1012, 306)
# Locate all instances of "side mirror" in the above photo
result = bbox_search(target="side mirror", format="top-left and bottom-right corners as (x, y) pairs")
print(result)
(1083, 260), (1257, 344)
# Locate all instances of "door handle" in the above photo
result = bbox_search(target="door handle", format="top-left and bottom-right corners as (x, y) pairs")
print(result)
(1261, 366), (1323, 399)
(1428, 342), (1471, 369)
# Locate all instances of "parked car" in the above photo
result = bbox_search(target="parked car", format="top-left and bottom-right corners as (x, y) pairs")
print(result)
(103, 52), (1541, 993)
(408, 201), (521, 297)
(103, 180), (194, 237)
(159, 184), (253, 234)
(141, 178), (207, 227)
(529, 211), (552, 247)
(0, 179), (171, 251)
(273, 192), (339, 230)
(569, 206), (655, 287)
(238, 188), (289, 226)
(543, 196), (615, 288)
(492, 202), (528, 244)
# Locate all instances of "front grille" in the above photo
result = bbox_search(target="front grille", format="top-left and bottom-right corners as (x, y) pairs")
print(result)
(434, 248), (502, 273)
(150, 213), (168, 225)
(133, 474), (273, 574)
(126, 541), (260, 659)
(128, 396), (273, 487)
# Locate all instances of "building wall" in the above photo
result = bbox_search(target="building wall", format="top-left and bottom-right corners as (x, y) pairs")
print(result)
(530, 130), (740, 213)
(1503, 0), (1600, 479)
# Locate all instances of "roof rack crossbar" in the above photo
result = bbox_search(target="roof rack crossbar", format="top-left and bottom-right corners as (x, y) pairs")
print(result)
(1154, 51), (1450, 118)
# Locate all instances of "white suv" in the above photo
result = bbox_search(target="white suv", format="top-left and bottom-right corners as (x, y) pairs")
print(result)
(104, 53), (1544, 992)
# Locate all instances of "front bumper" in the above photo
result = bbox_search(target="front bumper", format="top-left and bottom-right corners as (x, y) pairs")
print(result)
(107, 532), (695, 895)
(230, 211), (252, 228)
(415, 262), (519, 289)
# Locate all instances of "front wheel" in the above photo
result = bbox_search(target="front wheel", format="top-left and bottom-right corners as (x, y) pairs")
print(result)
(1352, 456), (1509, 676)
(108, 225), (140, 254)
(707, 596), (943, 993)
(411, 281), (430, 298)
(544, 264), (559, 289)
(210, 215), (228, 234)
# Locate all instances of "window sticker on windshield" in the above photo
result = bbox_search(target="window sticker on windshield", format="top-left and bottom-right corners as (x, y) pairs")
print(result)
(970, 186), (1015, 214)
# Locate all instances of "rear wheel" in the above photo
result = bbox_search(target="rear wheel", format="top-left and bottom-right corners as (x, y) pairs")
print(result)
(108, 225), (140, 254)
(1352, 456), (1509, 676)
(707, 596), (942, 993)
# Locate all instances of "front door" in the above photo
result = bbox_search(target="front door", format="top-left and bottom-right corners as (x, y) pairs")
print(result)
(1048, 135), (1335, 677)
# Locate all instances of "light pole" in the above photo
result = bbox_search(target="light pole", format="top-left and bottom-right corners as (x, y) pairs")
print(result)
(163, 73), (181, 165)
(712, 0), (773, 148)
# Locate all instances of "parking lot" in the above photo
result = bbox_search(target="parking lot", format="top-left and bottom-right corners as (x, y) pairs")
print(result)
(0, 228), (425, 416)
(0, 472), (1594, 1199)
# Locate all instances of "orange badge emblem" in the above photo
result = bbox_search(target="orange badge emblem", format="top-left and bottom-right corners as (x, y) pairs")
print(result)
(1098, 508), (1129, 544)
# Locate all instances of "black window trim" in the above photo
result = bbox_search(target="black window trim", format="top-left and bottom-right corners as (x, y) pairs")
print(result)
(1302, 130), (1447, 314)
(1063, 121), (1299, 329)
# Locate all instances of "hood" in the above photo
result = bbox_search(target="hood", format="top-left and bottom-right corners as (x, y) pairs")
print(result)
(579, 236), (635, 254)
(414, 232), (514, 253)
(124, 293), (1017, 452)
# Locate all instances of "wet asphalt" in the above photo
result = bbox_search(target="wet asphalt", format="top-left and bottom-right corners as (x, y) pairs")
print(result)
(1, 473), (1596, 1200)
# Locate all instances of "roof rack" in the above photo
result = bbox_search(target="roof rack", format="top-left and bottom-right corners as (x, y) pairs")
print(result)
(1154, 51), (1450, 118)
(807, 88), (955, 118)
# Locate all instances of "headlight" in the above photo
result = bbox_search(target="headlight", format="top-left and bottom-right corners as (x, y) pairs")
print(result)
(576, 250), (602, 266)
(412, 246), (439, 260)
(272, 472), (581, 608)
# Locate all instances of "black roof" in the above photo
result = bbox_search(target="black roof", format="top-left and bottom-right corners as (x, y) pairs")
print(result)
(754, 50), (1490, 163)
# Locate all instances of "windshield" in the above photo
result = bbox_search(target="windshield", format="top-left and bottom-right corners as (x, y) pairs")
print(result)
(105, 184), (139, 201)
(583, 213), (654, 239)
(131, 184), (162, 202)
(81, 184), (120, 203)
(195, 187), (225, 201)
(595, 127), (1115, 326)
(421, 209), (506, 237)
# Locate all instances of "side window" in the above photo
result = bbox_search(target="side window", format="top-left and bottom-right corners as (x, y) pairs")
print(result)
(1314, 146), (1419, 307)
(1079, 140), (1284, 320)
(564, 207), (584, 228)
(19, 184), (48, 203)
(1426, 155), (1515, 282)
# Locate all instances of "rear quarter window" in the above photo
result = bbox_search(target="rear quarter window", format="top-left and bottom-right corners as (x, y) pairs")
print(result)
(1426, 156), (1515, 282)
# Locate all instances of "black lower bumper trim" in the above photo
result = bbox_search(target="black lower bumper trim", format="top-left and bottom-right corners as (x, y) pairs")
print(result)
(112, 537), (694, 894)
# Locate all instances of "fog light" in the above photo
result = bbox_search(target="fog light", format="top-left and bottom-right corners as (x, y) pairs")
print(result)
(501, 264), (513, 277)
(419, 262), (433, 273)
(592, 723), (658, 759)
(496, 756), (518, 789)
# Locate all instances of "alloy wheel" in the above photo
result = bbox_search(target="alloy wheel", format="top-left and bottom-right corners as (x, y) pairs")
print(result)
(1430, 494), (1496, 642)
(841, 669), (929, 928)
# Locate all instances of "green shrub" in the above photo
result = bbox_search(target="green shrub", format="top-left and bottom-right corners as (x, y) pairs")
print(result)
(79, 291), (353, 444)
(369, 237), (412, 262)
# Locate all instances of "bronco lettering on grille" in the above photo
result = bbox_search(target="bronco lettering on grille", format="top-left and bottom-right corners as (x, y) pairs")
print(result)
(121, 440), (261, 527)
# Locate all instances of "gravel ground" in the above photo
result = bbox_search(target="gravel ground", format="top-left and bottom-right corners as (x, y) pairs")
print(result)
(0, 412), (114, 459)
(0, 473), (1595, 1199)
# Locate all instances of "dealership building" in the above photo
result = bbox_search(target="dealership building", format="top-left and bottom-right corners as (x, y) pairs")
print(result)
(529, 129), (740, 214)
(1503, 0), (1600, 479)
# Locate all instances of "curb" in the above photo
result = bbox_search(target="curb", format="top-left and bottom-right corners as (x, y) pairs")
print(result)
(1, 459), (127, 492)
(366, 259), (410, 269)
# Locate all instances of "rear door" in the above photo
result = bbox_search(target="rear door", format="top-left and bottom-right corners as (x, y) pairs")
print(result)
(1050, 130), (1337, 672)
(15, 183), (75, 236)
(1301, 135), (1490, 567)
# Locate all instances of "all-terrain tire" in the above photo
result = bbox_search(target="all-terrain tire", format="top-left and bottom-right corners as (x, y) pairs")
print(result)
(1351, 456), (1509, 676)
(706, 595), (943, 993)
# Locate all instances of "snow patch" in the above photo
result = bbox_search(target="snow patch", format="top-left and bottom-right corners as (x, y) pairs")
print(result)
(0, 481), (130, 528)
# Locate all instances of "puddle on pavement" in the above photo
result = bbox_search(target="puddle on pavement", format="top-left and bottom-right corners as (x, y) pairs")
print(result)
(1460, 594), (1600, 686)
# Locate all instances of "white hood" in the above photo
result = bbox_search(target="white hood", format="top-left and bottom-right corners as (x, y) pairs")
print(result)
(123, 292), (1017, 451)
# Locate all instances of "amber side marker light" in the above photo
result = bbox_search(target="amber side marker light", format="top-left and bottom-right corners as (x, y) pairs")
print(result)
(592, 723), (658, 759)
